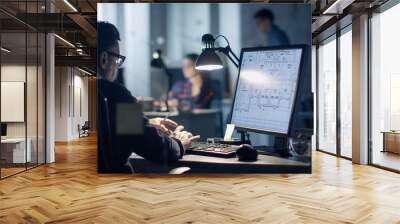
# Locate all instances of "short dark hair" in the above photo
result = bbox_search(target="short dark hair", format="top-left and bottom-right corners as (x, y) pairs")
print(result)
(97, 21), (120, 54)
(185, 53), (199, 63)
(253, 9), (274, 22)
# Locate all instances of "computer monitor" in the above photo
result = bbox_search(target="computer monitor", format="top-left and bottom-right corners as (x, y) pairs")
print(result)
(1, 123), (7, 137)
(230, 45), (305, 136)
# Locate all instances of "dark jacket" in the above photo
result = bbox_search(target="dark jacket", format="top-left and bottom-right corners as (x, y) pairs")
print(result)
(97, 79), (184, 173)
(266, 24), (290, 47)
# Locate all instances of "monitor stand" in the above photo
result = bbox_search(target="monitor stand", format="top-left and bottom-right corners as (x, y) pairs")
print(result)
(238, 130), (252, 145)
(241, 132), (291, 158)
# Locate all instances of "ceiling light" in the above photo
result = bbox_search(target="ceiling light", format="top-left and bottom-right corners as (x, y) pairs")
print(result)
(63, 0), (78, 12)
(78, 67), (92, 76)
(322, 0), (354, 15)
(1, 47), (11, 53)
(54, 34), (75, 48)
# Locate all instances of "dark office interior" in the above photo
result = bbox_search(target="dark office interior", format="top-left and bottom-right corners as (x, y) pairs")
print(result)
(0, 0), (400, 223)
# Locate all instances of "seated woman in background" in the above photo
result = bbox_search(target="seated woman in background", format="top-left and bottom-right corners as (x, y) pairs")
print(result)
(168, 54), (215, 109)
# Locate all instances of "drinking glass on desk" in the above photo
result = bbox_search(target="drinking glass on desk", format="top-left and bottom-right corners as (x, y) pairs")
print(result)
(178, 98), (193, 112)
(152, 100), (164, 112)
(136, 96), (154, 112)
(167, 99), (179, 110)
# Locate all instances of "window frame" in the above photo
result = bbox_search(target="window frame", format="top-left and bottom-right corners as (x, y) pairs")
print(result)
(315, 21), (353, 160)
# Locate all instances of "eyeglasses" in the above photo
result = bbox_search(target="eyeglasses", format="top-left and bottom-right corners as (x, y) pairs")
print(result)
(106, 51), (126, 67)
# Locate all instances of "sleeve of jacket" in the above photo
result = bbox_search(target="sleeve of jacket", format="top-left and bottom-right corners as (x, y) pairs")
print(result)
(133, 117), (184, 164)
(107, 88), (185, 169)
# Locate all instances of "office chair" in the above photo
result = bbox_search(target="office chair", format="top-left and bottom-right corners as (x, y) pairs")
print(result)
(97, 93), (112, 173)
(78, 121), (90, 138)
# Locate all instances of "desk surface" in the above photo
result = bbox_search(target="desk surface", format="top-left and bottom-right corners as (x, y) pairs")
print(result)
(1, 138), (26, 143)
(179, 154), (306, 166)
(129, 152), (310, 174)
(143, 109), (221, 117)
(381, 131), (400, 134)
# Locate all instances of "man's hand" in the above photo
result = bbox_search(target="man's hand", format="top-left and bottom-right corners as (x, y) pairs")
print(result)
(149, 118), (178, 134)
(173, 126), (200, 150)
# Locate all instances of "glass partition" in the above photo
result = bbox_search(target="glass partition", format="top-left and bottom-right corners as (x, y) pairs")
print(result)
(317, 36), (337, 155)
(339, 27), (352, 158)
(37, 32), (46, 165)
(0, 1), (46, 179)
(1, 31), (28, 177)
(27, 31), (38, 169)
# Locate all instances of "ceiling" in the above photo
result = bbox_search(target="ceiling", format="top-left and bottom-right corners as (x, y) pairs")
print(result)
(0, 0), (391, 73)
(1, 0), (98, 71)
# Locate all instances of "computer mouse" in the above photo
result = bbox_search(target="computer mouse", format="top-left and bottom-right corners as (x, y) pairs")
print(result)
(236, 144), (258, 162)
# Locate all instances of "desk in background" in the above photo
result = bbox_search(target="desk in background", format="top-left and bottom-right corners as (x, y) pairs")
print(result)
(144, 109), (223, 140)
(382, 131), (400, 154)
(1, 138), (31, 165)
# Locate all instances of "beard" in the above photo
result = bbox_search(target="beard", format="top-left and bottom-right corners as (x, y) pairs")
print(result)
(106, 67), (118, 82)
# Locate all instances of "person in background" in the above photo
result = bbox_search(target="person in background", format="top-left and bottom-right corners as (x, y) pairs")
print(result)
(168, 54), (215, 109)
(97, 21), (199, 173)
(254, 8), (290, 46)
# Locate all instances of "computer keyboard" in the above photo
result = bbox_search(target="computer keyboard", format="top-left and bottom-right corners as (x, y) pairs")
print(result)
(186, 142), (239, 158)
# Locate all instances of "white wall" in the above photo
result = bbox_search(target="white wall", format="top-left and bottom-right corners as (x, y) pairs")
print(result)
(1, 65), (27, 140)
(219, 3), (241, 96)
(72, 74), (89, 137)
(312, 45), (317, 150)
(166, 4), (183, 64)
(55, 67), (68, 141)
(1, 63), (46, 163)
(55, 67), (89, 141)
(166, 4), (210, 66)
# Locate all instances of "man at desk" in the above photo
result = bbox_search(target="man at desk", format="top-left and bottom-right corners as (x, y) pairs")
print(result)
(254, 8), (290, 47)
(97, 21), (199, 173)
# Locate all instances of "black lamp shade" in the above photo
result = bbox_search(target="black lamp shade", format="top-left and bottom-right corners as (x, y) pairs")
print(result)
(195, 49), (223, 71)
(151, 49), (165, 68)
(151, 57), (164, 68)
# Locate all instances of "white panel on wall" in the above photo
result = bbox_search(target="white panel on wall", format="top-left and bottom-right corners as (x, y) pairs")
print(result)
(123, 4), (150, 97)
(55, 68), (90, 141)
(167, 4), (183, 64)
(219, 3), (241, 94)
(1, 82), (25, 122)
(166, 4), (210, 65)
(182, 4), (210, 55)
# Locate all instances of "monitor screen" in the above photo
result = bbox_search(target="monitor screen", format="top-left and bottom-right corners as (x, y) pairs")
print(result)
(230, 46), (304, 135)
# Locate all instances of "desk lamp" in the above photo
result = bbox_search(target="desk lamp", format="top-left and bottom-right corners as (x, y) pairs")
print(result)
(195, 34), (240, 71)
(195, 34), (251, 143)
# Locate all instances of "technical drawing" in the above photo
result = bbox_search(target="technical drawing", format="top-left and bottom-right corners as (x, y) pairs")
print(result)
(231, 48), (303, 133)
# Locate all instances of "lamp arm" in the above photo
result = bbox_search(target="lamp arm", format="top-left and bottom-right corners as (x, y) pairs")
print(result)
(227, 46), (240, 63)
(158, 59), (172, 111)
(215, 46), (240, 68)
(225, 51), (239, 68)
(214, 35), (240, 68)
(156, 58), (173, 91)
(163, 67), (173, 91)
